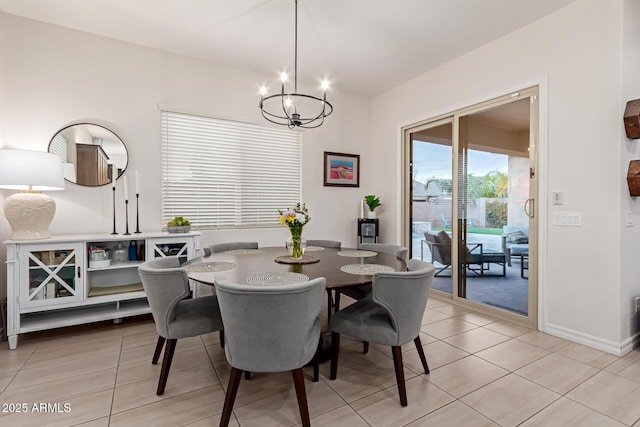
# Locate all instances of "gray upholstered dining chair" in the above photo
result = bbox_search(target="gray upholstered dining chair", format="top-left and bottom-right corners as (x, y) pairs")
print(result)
(330, 259), (435, 407)
(334, 243), (408, 312)
(358, 242), (408, 261)
(215, 276), (325, 427)
(306, 239), (341, 248)
(138, 257), (224, 395)
(203, 241), (259, 256)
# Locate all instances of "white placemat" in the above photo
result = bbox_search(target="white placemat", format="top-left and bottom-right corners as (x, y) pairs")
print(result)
(340, 264), (396, 275)
(337, 250), (378, 258)
(224, 249), (266, 256)
(246, 272), (310, 286)
(304, 246), (325, 252)
(183, 261), (236, 273)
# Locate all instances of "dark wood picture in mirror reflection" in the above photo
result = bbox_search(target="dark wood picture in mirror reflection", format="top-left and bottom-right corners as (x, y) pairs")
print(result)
(48, 123), (128, 187)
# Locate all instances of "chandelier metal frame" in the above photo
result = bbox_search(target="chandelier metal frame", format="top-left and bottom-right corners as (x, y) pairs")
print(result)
(259, 0), (333, 129)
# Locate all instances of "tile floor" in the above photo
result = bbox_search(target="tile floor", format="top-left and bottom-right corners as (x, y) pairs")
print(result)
(1, 297), (639, 426)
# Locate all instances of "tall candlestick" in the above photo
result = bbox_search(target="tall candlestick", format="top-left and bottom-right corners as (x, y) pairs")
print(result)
(123, 200), (131, 235)
(111, 186), (117, 234)
(135, 193), (141, 234)
(123, 176), (129, 200)
(135, 170), (140, 194)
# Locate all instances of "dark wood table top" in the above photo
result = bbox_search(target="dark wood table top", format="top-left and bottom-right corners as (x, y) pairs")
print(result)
(186, 246), (406, 289)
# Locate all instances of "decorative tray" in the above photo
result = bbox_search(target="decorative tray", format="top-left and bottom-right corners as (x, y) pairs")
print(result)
(274, 255), (320, 264)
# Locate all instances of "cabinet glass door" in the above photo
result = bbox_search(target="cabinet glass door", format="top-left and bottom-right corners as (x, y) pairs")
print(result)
(148, 239), (193, 265)
(22, 245), (83, 307)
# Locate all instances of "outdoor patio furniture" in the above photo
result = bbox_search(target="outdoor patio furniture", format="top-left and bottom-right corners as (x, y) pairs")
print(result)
(423, 230), (505, 276)
(502, 226), (529, 266)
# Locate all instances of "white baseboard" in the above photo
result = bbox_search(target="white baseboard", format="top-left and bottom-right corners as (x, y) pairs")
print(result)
(544, 323), (638, 357)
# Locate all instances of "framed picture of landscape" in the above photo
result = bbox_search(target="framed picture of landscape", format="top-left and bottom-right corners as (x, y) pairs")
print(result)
(323, 151), (360, 187)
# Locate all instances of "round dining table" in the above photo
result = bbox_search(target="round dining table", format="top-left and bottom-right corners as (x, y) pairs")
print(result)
(187, 246), (403, 286)
(185, 246), (406, 318)
(185, 246), (406, 361)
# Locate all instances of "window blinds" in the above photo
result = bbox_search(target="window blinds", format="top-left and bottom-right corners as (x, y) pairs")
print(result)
(161, 110), (302, 229)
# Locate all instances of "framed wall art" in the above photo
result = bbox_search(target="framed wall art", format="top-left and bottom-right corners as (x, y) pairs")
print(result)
(323, 151), (360, 187)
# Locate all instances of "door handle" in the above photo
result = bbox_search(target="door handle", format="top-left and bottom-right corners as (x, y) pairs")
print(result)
(524, 198), (535, 218)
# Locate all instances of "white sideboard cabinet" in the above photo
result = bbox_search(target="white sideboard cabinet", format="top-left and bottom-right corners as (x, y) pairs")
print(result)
(5, 231), (201, 349)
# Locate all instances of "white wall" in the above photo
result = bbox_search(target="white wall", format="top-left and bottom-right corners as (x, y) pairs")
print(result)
(0, 14), (372, 299)
(620, 0), (640, 345)
(371, 0), (627, 352)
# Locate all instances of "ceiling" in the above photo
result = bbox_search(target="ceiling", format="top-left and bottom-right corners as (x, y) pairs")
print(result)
(0, 0), (575, 97)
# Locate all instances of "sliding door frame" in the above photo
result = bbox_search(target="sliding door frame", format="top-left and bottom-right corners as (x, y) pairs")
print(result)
(401, 80), (547, 329)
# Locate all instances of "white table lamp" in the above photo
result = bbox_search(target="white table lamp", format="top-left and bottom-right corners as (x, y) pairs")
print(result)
(0, 150), (65, 240)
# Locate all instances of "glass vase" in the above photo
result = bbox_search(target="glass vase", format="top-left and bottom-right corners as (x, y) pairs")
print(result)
(286, 228), (306, 259)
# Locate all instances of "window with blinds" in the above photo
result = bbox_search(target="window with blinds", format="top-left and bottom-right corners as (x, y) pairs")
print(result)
(161, 110), (302, 229)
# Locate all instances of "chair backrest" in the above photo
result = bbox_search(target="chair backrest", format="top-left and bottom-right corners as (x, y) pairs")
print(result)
(371, 259), (435, 345)
(424, 231), (450, 264)
(306, 239), (341, 248)
(208, 241), (259, 254)
(138, 257), (190, 338)
(359, 242), (408, 261)
(503, 225), (529, 237)
(214, 277), (326, 373)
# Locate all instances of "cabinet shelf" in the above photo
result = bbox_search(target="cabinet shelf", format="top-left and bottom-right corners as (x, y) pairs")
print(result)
(20, 299), (151, 333)
(86, 261), (143, 272)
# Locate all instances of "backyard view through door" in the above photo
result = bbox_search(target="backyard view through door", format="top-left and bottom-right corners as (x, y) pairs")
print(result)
(409, 93), (535, 321)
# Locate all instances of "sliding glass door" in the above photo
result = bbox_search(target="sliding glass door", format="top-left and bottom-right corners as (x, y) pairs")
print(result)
(409, 119), (454, 295)
(405, 88), (538, 327)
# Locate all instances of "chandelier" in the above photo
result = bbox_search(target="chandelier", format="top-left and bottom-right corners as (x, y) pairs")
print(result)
(259, 0), (333, 129)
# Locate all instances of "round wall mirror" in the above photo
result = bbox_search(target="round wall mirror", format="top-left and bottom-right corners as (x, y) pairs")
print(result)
(48, 123), (128, 187)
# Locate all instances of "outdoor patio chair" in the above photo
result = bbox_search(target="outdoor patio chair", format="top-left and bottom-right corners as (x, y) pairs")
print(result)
(502, 226), (529, 266)
(423, 230), (491, 276)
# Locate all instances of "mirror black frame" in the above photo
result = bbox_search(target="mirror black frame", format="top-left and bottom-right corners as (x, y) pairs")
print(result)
(48, 123), (129, 187)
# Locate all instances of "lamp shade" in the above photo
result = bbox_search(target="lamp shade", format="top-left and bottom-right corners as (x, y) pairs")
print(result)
(0, 150), (64, 191)
(0, 150), (65, 240)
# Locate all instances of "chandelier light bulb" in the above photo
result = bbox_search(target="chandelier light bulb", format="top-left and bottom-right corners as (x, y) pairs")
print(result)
(280, 72), (288, 83)
(321, 79), (330, 91)
(259, 85), (268, 96)
(285, 97), (293, 108)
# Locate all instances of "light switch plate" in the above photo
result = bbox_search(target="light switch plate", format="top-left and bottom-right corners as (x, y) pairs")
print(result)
(553, 211), (582, 226)
(552, 192), (564, 205)
(626, 211), (634, 227)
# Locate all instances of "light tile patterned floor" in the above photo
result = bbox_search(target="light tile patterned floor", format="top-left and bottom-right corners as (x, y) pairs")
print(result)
(1, 297), (639, 426)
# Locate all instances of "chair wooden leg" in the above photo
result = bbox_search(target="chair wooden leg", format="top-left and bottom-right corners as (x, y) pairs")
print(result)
(414, 336), (430, 374)
(334, 291), (341, 312)
(312, 339), (320, 382)
(363, 341), (369, 354)
(330, 331), (340, 380)
(245, 371), (251, 380)
(157, 338), (177, 395)
(152, 336), (165, 365)
(219, 330), (225, 348)
(291, 368), (311, 427)
(220, 367), (243, 427)
(391, 346), (408, 406)
(326, 289), (334, 319)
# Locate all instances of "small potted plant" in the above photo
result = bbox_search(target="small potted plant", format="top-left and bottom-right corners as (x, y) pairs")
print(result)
(167, 216), (191, 233)
(364, 195), (381, 219)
